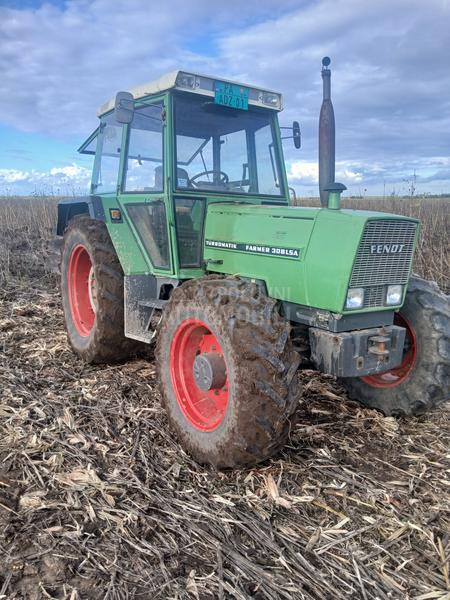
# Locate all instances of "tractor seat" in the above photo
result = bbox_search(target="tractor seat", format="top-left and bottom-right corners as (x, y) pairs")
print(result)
(154, 165), (192, 189)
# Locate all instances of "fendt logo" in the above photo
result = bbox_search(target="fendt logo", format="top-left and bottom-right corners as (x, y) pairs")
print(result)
(370, 244), (406, 254)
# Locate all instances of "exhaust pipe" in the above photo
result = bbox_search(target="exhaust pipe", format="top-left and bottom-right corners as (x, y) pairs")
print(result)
(319, 57), (335, 207)
(318, 57), (346, 209)
(319, 56), (335, 208)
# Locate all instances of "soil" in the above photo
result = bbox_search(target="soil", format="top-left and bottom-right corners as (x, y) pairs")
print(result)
(0, 229), (449, 599)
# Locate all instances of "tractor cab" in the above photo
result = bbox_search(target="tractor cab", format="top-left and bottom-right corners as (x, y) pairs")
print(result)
(78, 71), (296, 277)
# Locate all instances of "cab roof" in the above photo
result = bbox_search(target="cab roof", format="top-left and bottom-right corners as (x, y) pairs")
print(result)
(97, 70), (283, 117)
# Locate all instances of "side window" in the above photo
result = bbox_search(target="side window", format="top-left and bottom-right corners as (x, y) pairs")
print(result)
(174, 198), (205, 268)
(126, 202), (170, 269)
(124, 103), (164, 192)
(79, 129), (98, 155)
(93, 114), (122, 194)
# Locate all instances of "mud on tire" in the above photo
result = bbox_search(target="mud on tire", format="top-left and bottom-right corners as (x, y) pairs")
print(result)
(156, 276), (301, 468)
(61, 215), (139, 364)
(341, 276), (450, 416)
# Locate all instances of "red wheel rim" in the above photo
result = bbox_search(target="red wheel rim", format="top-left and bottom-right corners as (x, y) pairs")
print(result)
(361, 313), (417, 388)
(67, 244), (96, 337)
(170, 319), (229, 431)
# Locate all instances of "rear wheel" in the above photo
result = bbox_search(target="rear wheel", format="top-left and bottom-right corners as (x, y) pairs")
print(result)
(61, 215), (138, 363)
(156, 277), (301, 468)
(341, 277), (450, 415)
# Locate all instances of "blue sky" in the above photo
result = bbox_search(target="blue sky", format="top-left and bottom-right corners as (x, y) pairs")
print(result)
(0, 0), (449, 196)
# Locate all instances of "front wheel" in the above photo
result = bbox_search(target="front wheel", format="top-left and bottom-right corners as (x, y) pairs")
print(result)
(341, 276), (450, 415)
(155, 277), (301, 468)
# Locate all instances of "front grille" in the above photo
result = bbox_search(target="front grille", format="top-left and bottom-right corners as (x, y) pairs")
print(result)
(349, 219), (417, 309)
(350, 220), (417, 287)
(363, 285), (387, 308)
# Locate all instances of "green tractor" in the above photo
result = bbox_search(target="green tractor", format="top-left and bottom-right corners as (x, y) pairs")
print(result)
(55, 58), (449, 467)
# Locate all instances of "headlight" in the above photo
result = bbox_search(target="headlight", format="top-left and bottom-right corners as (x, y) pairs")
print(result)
(386, 284), (403, 305)
(176, 72), (197, 89)
(346, 288), (364, 309)
(262, 92), (280, 108)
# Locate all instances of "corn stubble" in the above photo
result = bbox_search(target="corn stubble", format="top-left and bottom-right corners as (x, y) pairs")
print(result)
(0, 195), (449, 599)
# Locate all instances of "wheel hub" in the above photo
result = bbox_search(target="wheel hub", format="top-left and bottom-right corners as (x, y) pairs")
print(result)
(193, 352), (227, 391)
(169, 319), (229, 431)
(361, 313), (417, 388)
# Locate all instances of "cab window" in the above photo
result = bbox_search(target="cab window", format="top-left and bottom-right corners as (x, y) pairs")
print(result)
(123, 103), (164, 193)
(174, 93), (283, 196)
(92, 113), (122, 194)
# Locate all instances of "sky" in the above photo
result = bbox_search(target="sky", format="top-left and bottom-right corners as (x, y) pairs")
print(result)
(0, 0), (449, 197)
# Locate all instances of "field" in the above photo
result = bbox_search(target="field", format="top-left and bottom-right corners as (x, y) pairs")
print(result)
(0, 195), (449, 600)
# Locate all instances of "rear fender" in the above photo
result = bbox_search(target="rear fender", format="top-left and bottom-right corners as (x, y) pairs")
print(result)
(56, 196), (105, 236)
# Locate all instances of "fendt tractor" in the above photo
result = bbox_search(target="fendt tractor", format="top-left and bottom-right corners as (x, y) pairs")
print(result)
(55, 58), (449, 467)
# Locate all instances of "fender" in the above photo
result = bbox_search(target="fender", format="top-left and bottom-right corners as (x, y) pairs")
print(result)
(56, 195), (105, 236)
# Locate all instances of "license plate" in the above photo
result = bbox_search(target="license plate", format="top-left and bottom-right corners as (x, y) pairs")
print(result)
(214, 81), (249, 110)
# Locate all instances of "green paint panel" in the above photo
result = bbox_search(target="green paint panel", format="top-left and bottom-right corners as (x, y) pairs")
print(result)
(204, 204), (418, 314)
(116, 194), (174, 276)
(101, 195), (149, 275)
(204, 203), (318, 303)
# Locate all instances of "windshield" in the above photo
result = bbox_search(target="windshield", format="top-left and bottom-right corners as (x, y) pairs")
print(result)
(174, 93), (284, 196)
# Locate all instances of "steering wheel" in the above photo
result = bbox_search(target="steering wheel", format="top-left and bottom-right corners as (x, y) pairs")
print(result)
(189, 170), (229, 187)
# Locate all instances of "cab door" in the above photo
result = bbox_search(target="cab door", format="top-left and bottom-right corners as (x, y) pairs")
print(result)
(117, 97), (174, 277)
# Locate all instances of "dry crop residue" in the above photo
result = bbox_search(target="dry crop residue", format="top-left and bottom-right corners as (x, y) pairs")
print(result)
(0, 196), (449, 599)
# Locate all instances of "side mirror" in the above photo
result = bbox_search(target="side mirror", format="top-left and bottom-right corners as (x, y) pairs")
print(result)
(114, 91), (134, 124)
(293, 121), (301, 149)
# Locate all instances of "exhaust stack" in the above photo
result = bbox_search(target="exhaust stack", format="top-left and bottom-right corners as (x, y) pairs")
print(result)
(319, 56), (336, 207)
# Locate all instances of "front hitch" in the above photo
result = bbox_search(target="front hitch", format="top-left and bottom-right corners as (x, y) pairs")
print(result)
(309, 325), (407, 378)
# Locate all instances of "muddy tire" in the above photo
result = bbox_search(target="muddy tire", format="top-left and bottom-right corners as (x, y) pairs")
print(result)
(61, 215), (138, 364)
(155, 276), (301, 468)
(341, 276), (450, 415)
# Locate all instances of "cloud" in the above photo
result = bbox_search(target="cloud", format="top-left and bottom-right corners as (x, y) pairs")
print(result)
(216, 0), (450, 189)
(0, 163), (91, 194)
(0, 0), (300, 138)
(287, 160), (318, 185)
(48, 164), (89, 180)
(288, 159), (363, 186)
(0, 169), (31, 183)
(0, 0), (449, 195)
(337, 169), (363, 184)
